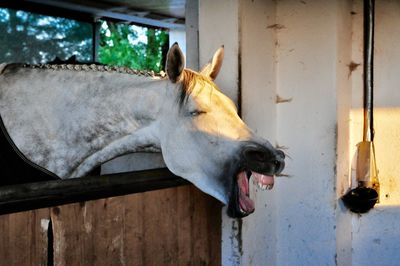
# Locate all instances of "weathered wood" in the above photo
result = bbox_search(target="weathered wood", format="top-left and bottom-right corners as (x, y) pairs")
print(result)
(51, 197), (129, 266)
(123, 192), (145, 265)
(0, 208), (50, 266)
(0, 168), (189, 215)
(192, 186), (222, 265)
(0, 185), (221, 265)
(49, 186), (221, 266)
(177, 184), (193, 265)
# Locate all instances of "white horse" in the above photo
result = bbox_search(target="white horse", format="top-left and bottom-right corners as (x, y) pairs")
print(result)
(0, 44), (284, 217)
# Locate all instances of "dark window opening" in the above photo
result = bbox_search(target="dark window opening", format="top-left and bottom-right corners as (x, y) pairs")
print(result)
(0, 7), (169, 70)
(0, 8), (93, 64)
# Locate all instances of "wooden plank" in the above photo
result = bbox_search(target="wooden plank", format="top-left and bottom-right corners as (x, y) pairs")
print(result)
(49, 186), (221, 265)
(177, 185), (193, 265)
(123, 192), (145, 265)
(51, 197), (128, 266)
(205, 191), (223, 265)
(192, 186), (222, 265)
(0, 168), (189, 215)
(0, 208), (50, 266)
(92, 197), (126, 265)
(142, 187), (179, 265)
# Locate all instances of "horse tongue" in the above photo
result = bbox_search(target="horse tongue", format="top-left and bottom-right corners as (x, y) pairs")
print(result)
(239, 189), (255, 213)
(237, 171), (255, 213)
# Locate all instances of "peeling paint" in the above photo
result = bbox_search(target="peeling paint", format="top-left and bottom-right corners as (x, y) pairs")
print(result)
(41, 218), (50, 232)
(347, 61), (361, 77)
(229, 219), (243, 266)
(267, 23), (286, 30)
(276, 95), (293, 104)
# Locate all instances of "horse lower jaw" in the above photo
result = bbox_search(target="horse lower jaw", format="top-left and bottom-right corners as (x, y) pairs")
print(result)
(237, 171), (255, 214)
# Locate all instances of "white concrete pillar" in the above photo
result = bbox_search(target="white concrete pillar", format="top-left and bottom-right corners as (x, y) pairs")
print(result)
(199, 1), (280, 265)
(275, 0), (336, 261)
(199, 0), (240, 105)
(198, 1), (241, 265)
(169, 29), (186, 56)
(275, 1), (351, 265)
(185, 0), (199, 70)
(239, 0), (279, 265)
(335, 0), (353, 265)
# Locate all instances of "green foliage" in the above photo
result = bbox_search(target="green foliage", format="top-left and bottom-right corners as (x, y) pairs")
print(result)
(98, 21), (169, 72)
(0, 8), (92, 64)
(0, 8), (169, 72)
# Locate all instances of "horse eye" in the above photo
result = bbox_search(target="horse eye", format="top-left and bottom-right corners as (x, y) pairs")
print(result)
(189, 110), (206, 117)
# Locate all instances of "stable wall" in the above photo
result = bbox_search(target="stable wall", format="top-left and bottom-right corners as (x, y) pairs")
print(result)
(274, 1), (341, 265)
(200, 0), (400, 265)
(199, 0), (342, 264)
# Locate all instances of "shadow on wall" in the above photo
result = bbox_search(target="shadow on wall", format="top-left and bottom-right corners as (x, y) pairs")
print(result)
(350, 205), (400, 265)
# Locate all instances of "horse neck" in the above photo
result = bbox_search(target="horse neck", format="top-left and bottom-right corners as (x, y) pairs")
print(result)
(54, 73), (169, 178)
(94, 75), (167, 127)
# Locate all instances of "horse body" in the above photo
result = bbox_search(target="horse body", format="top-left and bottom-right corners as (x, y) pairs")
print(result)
(0, 44), (285, 217)
(0, 65), (164, 178)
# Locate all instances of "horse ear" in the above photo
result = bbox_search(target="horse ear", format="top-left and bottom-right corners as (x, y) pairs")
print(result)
(166, 42), (185, 83)
(200, 45), (224, 81)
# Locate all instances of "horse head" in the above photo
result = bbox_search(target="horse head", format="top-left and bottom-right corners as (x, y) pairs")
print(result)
(158, 43), (285, 218)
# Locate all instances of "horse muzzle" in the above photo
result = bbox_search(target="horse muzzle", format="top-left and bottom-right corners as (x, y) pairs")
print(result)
(227, 142), (285, 218)
(242, 143), (285, 176)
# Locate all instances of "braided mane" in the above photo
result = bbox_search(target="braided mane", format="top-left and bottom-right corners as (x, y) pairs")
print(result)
(21, 63), (167, 78)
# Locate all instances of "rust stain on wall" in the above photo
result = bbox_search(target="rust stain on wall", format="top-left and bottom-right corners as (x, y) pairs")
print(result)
(267, 23), (286, 30)
(276, 95), (293, 104)
(348, 61), (361, 77)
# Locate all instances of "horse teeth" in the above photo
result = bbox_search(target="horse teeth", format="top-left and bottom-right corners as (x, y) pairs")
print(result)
(257, 183), (273, 190)
(257, 183), (266, 190)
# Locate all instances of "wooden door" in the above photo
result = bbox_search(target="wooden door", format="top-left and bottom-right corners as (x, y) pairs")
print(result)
(0, 185), (221, 266)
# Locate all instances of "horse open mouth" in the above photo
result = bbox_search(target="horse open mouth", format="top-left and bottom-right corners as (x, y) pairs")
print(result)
(237, 169), (275, 215)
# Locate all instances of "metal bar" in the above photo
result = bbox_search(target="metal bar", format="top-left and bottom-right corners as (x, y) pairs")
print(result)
(92, 20), (101, 62)
(0, 1), (95, 23)
(185, 0), (199, 70)
(363, 0), (375, 141)
(24, 0), (185, 29)
(0, 168), (190, 215)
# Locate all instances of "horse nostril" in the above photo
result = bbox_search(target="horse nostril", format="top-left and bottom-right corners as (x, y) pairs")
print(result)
(276, 150), (285, 159)
(275, 160), (282, 170)
(274, 158), (285, 174)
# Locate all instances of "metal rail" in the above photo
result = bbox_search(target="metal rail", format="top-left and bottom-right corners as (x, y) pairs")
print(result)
(0, 168), (189, 215)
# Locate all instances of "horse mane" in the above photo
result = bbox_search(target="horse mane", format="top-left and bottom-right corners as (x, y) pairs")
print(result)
(178, 69), (216, 107)
(19, 63), (167, 78)
(7, 63), (215, 109)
